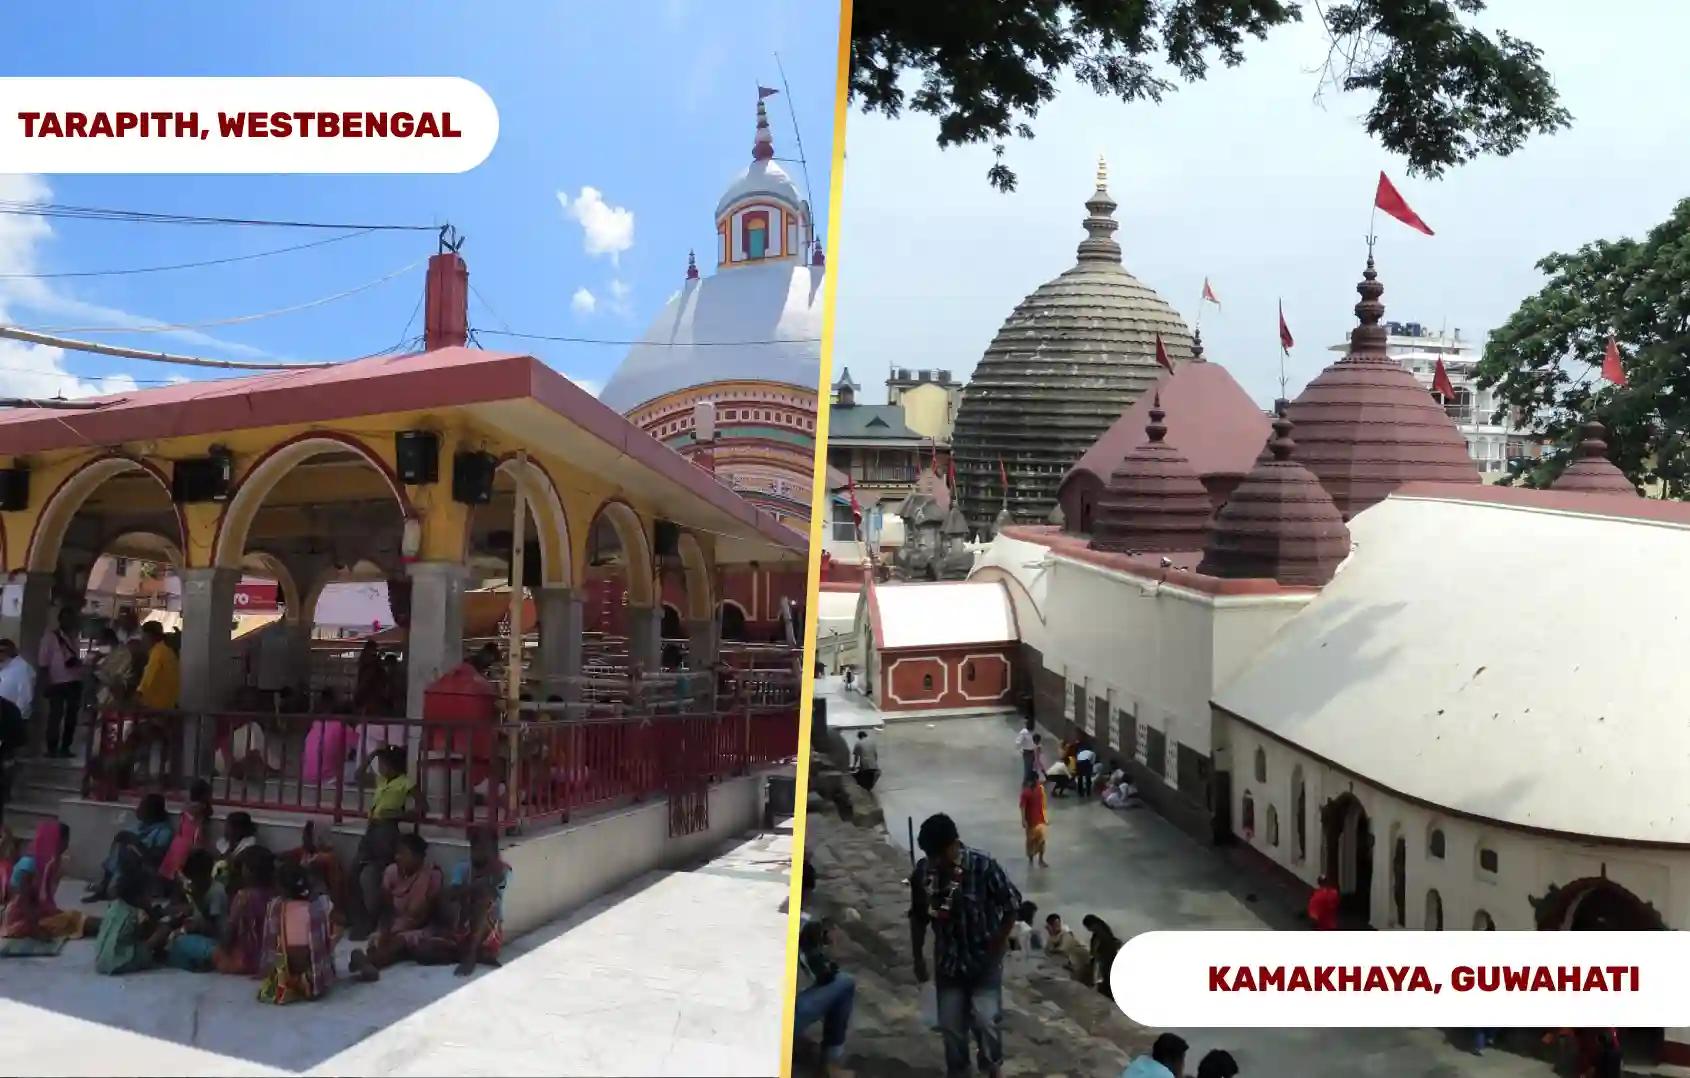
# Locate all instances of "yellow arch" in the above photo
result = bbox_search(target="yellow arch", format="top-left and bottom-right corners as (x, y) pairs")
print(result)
(29, 457), (183, 574)
(676, 531), (714, 622)
(590, 500), (654, 607)
(490, 457), (573, 588)
(213, 434), (413, 572)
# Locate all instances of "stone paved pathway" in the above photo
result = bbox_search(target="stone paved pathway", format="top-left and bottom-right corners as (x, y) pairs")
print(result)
(795, 804), (1152, 1077)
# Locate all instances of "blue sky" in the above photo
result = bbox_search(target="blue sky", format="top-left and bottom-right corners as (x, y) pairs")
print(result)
(0, 1), (840, 397)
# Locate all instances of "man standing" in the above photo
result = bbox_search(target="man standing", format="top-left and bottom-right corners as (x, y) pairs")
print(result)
(38, 605), (85, 758)
(134, 621), (180, 711)
(911, 813), (1021, 1078)
(0, 639), (36, 736)
(1013, 717), (1036, 782)
(850, 730), (880, 791)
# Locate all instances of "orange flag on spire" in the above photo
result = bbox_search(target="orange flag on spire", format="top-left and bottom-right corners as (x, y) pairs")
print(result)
(1154, 332), (1174, 373)
(1374, 172), (1434, 235)
(1432, 357), (1457, 399)
(1278, 301), (1294, 352)
(1201, 278), (1221, 309)
(1602, 336), (1627, 386)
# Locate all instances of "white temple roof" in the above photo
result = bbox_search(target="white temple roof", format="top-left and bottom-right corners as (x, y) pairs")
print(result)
(599, 260), (823, 413)
(870, 580), (1018, 651)
(1214, 489), (1690, 844)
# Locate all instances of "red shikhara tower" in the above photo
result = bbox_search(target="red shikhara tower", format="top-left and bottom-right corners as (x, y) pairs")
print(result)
(590, 94), (825, 641)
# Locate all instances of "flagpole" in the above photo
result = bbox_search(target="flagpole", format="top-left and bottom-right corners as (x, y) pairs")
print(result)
(1195, 284), (1205, 332)
(773, 52), (817, 250)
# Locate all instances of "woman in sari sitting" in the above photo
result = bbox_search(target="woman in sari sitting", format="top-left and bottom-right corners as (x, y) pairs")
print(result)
(257, 860), (336, 1004)
(83, 793), (174, 903)
(213, 846), (276, 976)
(1, 821), (99, 953)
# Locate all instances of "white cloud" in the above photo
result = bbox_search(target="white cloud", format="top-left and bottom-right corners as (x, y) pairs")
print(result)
(556, 187), (635, 264)
(571, 287), (597, 315)
(607, 278), (633, 316)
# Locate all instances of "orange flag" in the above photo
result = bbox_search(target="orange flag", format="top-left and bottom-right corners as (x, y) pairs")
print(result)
(1154, 332), (1174, 373)
(1278, 301), (1294, 352)
(1374, 172), (1434, 236)
(1602, 336), (1627, 386)
(1201, 278), (1221, 309)
(1432, 357), (1457, 399)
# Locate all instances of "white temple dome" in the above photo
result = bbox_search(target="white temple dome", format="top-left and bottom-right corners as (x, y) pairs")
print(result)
(599, 260), (823, 412)
(715, 157), (802, 222)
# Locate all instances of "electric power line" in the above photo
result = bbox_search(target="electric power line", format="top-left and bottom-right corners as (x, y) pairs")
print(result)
(478, 328), (820, 347)
(0, 200), (435, 232)
(15, 257), (426, 335)
(0, 228), (384, 280)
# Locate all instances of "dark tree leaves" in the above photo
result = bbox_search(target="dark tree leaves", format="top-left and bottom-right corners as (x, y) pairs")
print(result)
(850, 0), (1570, 191)
(1476, 198), (1690, 497)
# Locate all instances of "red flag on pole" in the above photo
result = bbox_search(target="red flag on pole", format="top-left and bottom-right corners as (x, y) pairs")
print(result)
(845, 474), (862, 526)
(930, 440), (939, 476)
(998, 455), (1009, 498)
(1431, 357), (1457, 399)
(1201, 278), (1221, 309)
(947, 454), (956, 491)
(1374, 172), (1435, 236)
(757, 86), (780, 99)
(1278, 301), (1294, 352)
(1602, 336), (1627, 386)
(1154, 332), (1174, 374)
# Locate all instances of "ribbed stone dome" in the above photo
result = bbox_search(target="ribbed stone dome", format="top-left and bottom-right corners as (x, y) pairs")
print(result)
(953, 160), (1195, 535)
(1198, 414), (1351, 586)
(1283, 257), (1478, 519)
(1089, 396), (1213, 555)
(1550, 420), (1637, 496)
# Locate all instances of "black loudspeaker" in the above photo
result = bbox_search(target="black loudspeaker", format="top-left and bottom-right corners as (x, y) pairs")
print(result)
(395, 430), (440, 485)
(654, 520), (680, 557)
(172, 451), (232, 503)
(452, 450), (496, 504)
(0, 467), (29, 511)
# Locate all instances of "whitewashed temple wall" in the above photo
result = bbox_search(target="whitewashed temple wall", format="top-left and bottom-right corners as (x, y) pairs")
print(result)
(1217, 713), (1690, 935)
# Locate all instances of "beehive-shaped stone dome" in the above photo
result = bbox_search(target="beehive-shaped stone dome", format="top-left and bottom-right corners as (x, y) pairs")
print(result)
(1198, 414), (1351, 586)
(1550, 420), (1636, 496)
(952, 159), (1194, 535)
(1283, 257), (1478, 519)
(1089, 396), (1213, 554)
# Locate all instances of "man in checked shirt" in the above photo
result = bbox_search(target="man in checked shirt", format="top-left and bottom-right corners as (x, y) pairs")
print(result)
(910, 812), (1023, 1077)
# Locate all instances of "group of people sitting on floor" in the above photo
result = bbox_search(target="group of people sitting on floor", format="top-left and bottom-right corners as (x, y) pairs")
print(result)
(0, 745), (512, 1002)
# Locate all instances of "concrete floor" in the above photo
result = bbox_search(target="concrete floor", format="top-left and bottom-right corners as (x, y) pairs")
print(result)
(871, 714), (1558, 1078)
(0, 829), (793, 1077)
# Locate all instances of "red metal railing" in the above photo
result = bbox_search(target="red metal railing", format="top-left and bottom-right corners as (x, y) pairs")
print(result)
(84, 703), (799, 833)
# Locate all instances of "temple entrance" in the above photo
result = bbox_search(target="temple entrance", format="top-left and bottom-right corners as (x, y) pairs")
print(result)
(1537, 877), (1665, 1062)
(1321, 793), (1372, 925)
(719, 600), (748, 642)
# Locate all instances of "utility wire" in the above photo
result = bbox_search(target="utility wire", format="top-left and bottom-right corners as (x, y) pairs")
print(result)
(17, 257), (425, 335)
(0, 228), (381, 280)
(479, 328), (820, 347)
(0, 327), (333, 370)
(0, 200), (434, 231)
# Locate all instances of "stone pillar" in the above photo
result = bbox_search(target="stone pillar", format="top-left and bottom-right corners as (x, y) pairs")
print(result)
(537, 586), (583, 704)
(178, 568), (238, 712)
(2, 571), (56, 671)
(403, 561), (466, 720)
(625, 604), (661, 674)
(686, 617), (719, 670)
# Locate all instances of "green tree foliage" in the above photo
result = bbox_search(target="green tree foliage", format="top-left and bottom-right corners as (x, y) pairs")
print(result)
(1476, 198), (1690, 497)
(850, 0), (1570, 191)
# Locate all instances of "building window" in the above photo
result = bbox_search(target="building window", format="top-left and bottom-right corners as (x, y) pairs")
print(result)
(1266, 805), (1279, 847)
(114, 556), (131, 576)
(1291, 766), (1306, 862)
(743, 210), (770, 259)
(1428, 827), (1445, 860)
(1253, 747), (1267, 784)
(1473, 910), (1495, 931)
(922, 673), (933, 690)
(964, 662), (975, 682)
(1241, 793), (1256, 839)
(1478, 847), (1499, 875)
(1425, 889), (1443, 931)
